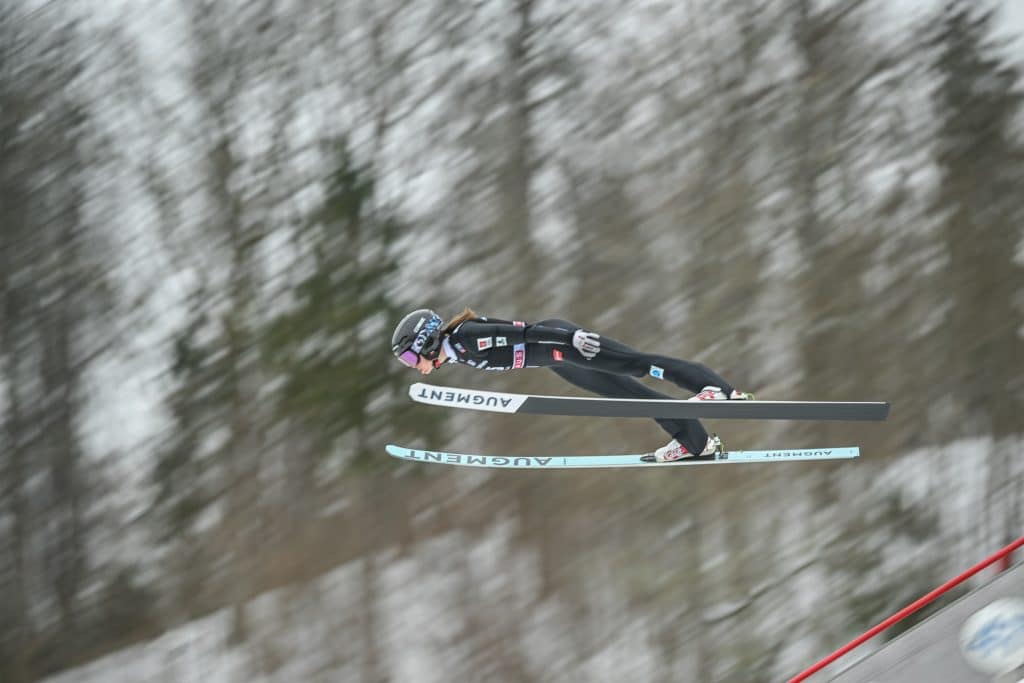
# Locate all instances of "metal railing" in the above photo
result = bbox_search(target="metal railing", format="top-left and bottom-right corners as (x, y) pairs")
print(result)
(788, 535), (1024, 682)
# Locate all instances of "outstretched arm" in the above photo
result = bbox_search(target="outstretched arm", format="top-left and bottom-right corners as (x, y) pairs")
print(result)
(525, 324), (601, 359)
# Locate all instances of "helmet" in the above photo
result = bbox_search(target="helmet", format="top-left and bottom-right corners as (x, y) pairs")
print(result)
(391, 309), (444, 365)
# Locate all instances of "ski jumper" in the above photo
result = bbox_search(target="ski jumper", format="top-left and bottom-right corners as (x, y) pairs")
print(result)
(443, 317), (737, 455)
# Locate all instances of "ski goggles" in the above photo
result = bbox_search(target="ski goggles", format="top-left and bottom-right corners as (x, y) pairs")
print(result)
(397, 349), (420, 368)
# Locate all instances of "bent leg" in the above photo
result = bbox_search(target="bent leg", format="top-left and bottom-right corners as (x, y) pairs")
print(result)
(547, 363), (709, 455)
(593, 339), (735, 395)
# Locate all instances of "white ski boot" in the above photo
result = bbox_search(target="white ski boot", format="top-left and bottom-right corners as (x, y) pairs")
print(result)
(642, 434), (723, 462)
(689, 385), (755, 401)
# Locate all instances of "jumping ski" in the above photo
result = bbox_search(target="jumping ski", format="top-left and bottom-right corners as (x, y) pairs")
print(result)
(408, 382), (890, 422)
(385, 443), (860, 469)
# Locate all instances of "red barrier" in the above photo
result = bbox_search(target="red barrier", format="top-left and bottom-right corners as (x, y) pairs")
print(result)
(788, 535), (1024, 683)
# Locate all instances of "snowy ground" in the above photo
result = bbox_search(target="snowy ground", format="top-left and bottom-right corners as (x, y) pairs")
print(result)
(41, 436), (1023, 683)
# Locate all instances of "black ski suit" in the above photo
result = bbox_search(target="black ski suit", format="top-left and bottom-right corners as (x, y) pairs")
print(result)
(442, 317), (736, 454)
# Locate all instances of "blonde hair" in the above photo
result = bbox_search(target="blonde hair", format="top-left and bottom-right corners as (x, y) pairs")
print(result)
(443, 307), (478, 334)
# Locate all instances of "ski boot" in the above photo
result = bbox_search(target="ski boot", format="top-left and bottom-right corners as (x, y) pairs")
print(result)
(690, 385), (755, 401)
(642, 434), (723, 462)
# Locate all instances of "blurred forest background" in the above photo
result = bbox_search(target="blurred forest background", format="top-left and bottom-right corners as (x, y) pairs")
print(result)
(2, 0), (1024, 681)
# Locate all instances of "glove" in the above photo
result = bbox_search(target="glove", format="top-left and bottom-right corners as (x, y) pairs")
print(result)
(572, 329), (601, 359)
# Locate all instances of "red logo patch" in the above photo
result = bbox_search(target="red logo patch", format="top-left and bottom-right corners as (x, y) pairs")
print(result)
(552, 349), (564, 361)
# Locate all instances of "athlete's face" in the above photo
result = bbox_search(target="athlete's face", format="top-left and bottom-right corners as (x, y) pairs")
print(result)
(405, 342), (446, 375)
